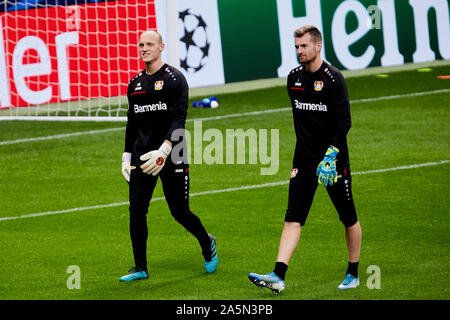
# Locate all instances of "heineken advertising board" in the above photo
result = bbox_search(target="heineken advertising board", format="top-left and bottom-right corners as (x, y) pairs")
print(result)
(158, 0), (450, 87)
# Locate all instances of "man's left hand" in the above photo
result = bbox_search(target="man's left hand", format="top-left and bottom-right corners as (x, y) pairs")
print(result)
(140, 141), (172, 176)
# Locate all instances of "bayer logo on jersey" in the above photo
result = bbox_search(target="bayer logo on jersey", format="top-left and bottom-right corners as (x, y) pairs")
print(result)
(179, 9), (210, 73)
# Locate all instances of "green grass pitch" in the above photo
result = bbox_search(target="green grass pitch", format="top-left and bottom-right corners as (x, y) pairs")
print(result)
(0, 65), (449, 300)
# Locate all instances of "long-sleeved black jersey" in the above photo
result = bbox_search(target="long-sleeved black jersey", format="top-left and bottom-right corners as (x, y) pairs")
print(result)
(287, 61), (351, 166)
(125, 64), (188, 167)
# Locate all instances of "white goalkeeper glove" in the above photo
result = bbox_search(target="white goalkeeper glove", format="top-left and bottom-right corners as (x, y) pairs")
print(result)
(121, 152), (132, 182)
(140, 141), (172, 176)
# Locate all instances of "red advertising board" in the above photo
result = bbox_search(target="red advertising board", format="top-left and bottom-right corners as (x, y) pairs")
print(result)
(0, 0), (156, 108)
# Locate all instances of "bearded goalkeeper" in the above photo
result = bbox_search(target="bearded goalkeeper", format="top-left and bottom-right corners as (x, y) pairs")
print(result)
(248, 25), (362, 293)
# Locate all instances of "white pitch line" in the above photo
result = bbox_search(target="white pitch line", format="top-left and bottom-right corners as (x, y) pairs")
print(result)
(0, 127), (124, 146)
(350, 88), (450, 104)
(1, 88), (449, 146)
(352, 160), (450, 175)
(186, 107), (289, 122)
(0, 108), (289, 146)
(0, 160), (448, 222)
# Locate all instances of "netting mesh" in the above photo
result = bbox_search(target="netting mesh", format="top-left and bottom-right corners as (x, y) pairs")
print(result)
(0, 0), (156, 118)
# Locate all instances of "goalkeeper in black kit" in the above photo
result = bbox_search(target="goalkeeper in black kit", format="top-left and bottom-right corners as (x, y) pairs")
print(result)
(248, 25), (362, 293)
(119, 31), (218, 282)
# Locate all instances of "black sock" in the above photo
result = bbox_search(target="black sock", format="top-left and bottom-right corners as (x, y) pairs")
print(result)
(346, 261), (359, 278)
(273, 262), (288, 280)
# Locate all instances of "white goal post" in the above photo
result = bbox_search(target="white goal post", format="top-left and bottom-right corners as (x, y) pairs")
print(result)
(0, 0), (178, 122)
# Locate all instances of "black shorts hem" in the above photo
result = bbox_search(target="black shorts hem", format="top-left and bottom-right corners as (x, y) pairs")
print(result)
(284, 212), (306, 226)
(342, 217), (359, 228)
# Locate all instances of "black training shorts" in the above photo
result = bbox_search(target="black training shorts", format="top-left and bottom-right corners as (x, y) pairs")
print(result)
(285, 160), (358, 227)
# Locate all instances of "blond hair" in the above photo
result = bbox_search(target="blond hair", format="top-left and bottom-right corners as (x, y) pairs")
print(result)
(294, 25), (322, 43)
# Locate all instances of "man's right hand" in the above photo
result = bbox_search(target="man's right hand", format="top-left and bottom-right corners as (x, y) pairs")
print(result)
(122, 152), (132, 182)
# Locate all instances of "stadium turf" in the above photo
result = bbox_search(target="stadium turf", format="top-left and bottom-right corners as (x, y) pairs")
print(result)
(0, 64), (449, 300)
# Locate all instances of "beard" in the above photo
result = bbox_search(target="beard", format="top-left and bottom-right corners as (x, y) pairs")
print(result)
(298, 54), (315, 65)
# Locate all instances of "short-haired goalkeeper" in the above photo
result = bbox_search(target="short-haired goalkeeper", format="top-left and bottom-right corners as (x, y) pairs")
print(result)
(119, 31), (218, 282)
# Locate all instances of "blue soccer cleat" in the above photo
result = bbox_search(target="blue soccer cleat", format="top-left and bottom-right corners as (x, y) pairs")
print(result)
(248, 272), (285, 294)
(119, 267), (149, 282)
(337, 273), (360, 290)
(204, 234), (218, 273)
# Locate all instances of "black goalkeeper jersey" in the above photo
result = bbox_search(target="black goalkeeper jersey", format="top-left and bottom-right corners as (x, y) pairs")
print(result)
(287, 61), (351, 166)
(125, 64), (188, 167)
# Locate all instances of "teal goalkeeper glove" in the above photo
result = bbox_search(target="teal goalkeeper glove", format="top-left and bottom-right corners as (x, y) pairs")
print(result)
(316, 146), (339, 187)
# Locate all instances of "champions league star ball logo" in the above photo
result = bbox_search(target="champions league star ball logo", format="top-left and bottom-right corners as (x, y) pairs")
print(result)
(179, 9), (210, 73)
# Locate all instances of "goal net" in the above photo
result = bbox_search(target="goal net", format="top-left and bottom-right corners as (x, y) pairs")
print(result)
(0, 0), (164, 121)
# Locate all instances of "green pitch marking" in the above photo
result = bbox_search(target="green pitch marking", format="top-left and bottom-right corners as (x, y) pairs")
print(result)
(417, 68), (433, 72)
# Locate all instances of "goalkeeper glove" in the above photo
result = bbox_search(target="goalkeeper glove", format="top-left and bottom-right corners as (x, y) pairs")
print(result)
(316, 146), (339, 187)
(122, 152), (132, 182)
(140, 141), (172, 176)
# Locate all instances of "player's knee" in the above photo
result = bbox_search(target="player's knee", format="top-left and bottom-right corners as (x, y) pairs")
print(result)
(171, 208), (190, 223)
(285, 209), (307, 226)
(129, 205), (148, 220)
(340, 214), (358, 228)
(172, 208), (200, 229)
